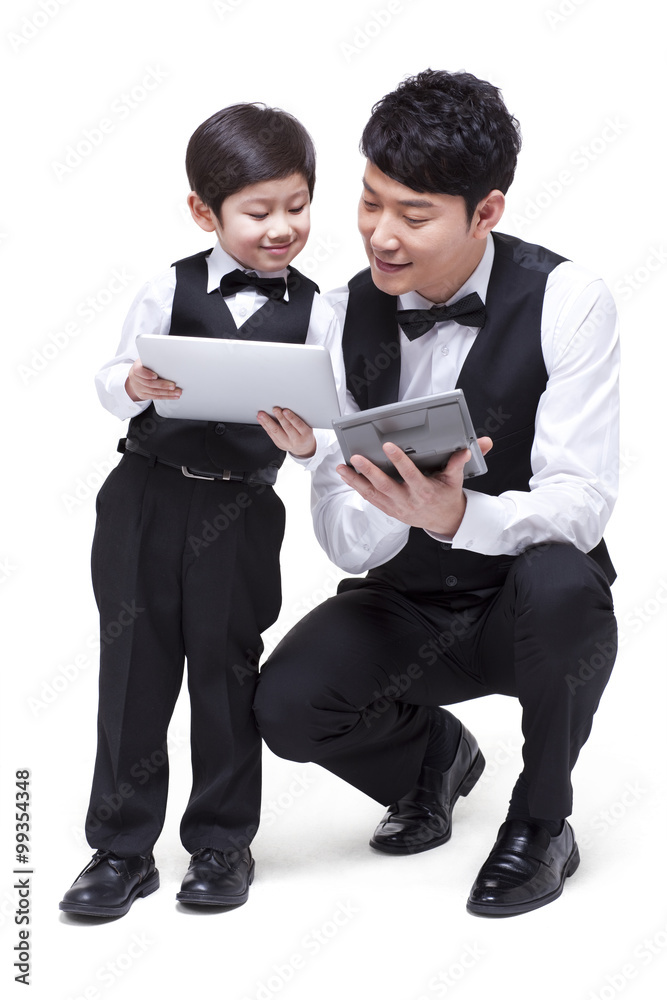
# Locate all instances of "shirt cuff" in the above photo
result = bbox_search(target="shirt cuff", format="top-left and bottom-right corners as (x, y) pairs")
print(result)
(426, 489), (511, 556)
(289, 429), (339, 471)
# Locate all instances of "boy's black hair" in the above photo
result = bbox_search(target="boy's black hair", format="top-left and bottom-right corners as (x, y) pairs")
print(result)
(186, 103), (316, 219)
(361, 69), (522, 223)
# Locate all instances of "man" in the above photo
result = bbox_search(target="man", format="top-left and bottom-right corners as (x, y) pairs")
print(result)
(255, 69), (619, 916)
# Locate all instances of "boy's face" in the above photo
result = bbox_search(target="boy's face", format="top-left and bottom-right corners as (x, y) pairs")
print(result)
(357, 161), (503, 303)
(190, 173), (310, 272)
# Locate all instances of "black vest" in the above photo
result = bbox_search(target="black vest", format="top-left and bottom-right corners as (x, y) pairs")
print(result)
(125, 250), (318, 474)
(341, 232), (614, 598)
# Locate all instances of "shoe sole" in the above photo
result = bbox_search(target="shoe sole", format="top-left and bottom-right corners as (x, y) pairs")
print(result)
(370, 750), (486, 856)
(59, 870), (160, 918)
(466, 843), (580, 917)
(175, 860), (255, 907)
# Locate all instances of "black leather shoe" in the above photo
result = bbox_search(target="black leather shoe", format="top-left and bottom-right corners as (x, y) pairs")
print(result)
(176, 848), (254, 906)
(466, 819), (580, 916)
(59, 850), (159, 917)
(370, 724), (485, 855)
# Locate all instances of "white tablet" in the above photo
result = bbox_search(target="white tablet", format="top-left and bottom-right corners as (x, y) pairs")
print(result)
(332, 390), (487, 480)
(136, 333), (340, 427)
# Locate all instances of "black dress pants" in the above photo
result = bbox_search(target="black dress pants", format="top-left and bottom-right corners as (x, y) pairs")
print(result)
(254, 543), (617, 820)
(85, 452), (284, 856)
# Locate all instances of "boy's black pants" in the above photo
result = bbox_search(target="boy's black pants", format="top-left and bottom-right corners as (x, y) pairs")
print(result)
(85, 451), (284, 857)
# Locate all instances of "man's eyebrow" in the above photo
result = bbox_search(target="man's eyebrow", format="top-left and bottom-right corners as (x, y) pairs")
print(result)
(362, 177), (435, 209)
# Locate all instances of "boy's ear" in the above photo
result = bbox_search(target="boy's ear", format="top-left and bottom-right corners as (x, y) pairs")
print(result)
(187, 192), (219, 233)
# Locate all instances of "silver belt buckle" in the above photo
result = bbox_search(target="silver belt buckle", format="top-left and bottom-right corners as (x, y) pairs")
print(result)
(181, 466), (217, 481)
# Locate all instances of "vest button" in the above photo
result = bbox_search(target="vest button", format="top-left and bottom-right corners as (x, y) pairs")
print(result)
(445, 575), (458, 587)
(215, 423), (226, 435)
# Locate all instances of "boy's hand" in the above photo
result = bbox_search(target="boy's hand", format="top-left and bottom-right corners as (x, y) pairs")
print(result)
(125, 360), (182, 402)
(257, 407), (316, 458)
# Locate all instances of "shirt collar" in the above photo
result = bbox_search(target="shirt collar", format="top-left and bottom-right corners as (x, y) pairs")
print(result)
(397, 234), (495, 312)
(205, 241), (291, 299)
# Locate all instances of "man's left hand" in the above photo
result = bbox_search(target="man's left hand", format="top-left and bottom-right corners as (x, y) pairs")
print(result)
(337, 437), (493, 536)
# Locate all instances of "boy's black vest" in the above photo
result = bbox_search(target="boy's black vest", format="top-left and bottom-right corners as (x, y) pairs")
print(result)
(341, 231), (615, 599)
(125, 250), (318, 475)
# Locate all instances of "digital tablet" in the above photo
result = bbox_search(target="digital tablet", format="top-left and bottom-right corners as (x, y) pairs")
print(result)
(136, 334), (340, 427)
(332, 390), (487, 480)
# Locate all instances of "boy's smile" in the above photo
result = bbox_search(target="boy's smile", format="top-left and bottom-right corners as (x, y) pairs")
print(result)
(188, 172), (311, 273)
(358, 161), (503, 303)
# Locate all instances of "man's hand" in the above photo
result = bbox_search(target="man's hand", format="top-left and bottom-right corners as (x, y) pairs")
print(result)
(257, 407), (316, 458)
(125, 360), (182, 402)
(336, 437), (493, 536)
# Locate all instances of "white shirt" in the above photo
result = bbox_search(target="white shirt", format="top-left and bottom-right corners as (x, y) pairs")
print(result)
(95, 242), (345, 469)
(314, 235), (621, 574)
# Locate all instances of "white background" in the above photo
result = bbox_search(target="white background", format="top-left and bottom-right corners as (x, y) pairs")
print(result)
(2, 1), (666, 998)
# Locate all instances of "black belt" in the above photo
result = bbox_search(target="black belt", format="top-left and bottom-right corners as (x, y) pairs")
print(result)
(119, 438), (278, 485)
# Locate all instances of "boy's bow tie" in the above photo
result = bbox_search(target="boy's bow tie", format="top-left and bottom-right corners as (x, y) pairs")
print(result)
(396, 291), (486, 340)
(219, 269), (286, 301)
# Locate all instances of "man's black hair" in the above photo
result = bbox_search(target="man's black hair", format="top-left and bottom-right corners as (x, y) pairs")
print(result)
(361, 69), (521, 223)
(186, 103), (316, 219)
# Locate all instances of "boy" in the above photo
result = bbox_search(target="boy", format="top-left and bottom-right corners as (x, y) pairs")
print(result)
(255, 70), (620, 916)
(60, 103), (341, 916)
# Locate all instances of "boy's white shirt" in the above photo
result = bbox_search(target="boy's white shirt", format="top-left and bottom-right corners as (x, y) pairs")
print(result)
(94, 241), (346, 470)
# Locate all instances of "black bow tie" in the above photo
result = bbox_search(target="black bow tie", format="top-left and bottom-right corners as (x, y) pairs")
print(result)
(219, 268), (287, 301)
(396, 291), (486, 341)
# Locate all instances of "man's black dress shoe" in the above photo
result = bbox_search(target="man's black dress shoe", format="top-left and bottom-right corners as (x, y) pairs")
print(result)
(176, 848), (254, 906)
(466, 819), (580, 916)
(59, 850), (159, 917)
(370, 724), (485, 855)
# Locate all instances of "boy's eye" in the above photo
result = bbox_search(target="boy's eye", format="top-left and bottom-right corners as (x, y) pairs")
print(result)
(289, 205), (306, 214)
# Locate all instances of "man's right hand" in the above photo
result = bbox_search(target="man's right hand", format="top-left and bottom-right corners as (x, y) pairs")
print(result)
(125, 360), (182, 402)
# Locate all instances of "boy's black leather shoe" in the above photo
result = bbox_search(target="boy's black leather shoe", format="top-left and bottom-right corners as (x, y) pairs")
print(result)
(176, 847), (254, 906)
(59, 850), (159, 917)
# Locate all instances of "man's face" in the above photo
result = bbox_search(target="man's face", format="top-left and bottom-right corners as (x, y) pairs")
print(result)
(206, 172), (311, 273)
(357, 161), (492, 303)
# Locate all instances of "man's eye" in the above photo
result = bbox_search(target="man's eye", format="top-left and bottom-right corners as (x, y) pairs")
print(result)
(248, 213), (268, 220)
(362, 199), (378, 210)
(405, 217), (427, 225)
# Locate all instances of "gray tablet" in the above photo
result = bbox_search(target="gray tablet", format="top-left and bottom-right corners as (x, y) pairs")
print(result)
(332, 390), (487, 480)
(136, 333), (340, 427)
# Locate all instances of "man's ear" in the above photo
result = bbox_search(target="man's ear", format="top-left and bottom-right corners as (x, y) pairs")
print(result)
(187, 191), (219, 233)
(472, 190), (505, 238)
